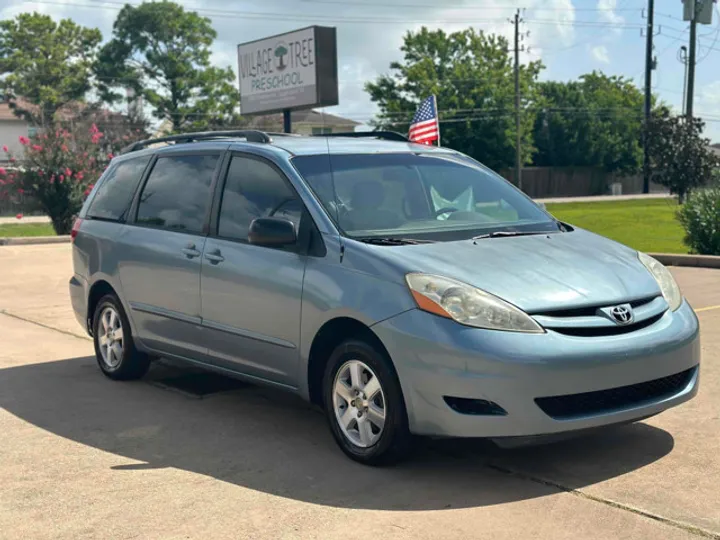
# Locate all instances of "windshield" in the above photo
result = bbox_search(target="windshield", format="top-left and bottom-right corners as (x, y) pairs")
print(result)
(292, 152), (557, 241)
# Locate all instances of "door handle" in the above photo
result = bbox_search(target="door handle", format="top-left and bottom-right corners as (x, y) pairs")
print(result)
(205, 249), (225, 264)
(181, 243), (201, 259)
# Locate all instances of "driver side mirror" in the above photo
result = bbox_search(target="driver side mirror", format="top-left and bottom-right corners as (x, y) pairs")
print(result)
(248, 217), (297, 247)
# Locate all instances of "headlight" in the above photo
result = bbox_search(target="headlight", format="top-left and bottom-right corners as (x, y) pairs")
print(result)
(638, 252), (682, 311)
(405, 273), (544, 333)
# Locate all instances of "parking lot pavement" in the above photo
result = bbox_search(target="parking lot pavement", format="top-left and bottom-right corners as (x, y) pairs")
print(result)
(1, 244), (719, 539)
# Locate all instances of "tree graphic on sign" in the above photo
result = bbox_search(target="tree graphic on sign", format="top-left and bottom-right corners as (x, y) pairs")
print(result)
(275, 44), (288, 71)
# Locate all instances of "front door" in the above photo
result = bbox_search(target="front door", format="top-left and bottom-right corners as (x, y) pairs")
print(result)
(200, 153), (307, 387)
(117, 152), (221, 359)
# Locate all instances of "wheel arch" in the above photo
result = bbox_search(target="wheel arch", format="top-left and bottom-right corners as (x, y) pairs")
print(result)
(306, 316), (394, 407)
(86, 280), (117, 335)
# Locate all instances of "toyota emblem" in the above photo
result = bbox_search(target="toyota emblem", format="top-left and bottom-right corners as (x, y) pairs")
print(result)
(610, 305), (634, 325)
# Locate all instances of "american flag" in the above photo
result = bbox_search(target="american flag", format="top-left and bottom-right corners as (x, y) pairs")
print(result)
(408, 95), (440, 145)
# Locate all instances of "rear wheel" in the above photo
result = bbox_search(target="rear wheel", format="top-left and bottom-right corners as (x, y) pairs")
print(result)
(92, 294), (150, 380)
(323, 339), (412, 465)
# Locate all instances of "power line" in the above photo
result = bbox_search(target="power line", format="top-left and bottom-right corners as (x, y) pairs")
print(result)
(655, 12), (685, 23)
(299, 0), (644, 11)
(26, 0), (651, 27)
(525, 0), (638, 57)
(696, 6), (720, 63)
(525, 19), (644, 29)
(21, 1), (506, 24)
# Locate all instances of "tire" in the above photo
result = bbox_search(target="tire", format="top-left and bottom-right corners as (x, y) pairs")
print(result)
(322, 338), (412, 465)
(92, 294), (150, 381)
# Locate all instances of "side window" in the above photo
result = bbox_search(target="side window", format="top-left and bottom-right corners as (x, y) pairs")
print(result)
(218, 155), (301, 242)
(136, 154), (219, 233)
(86, 156), (151, 221)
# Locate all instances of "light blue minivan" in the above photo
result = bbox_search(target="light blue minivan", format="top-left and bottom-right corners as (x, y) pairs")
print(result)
(70, 130), (700, 465)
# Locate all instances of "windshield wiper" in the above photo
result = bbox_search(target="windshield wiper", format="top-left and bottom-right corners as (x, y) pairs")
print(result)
(355, 237), (431, 246)
(472, 231), (551, 242)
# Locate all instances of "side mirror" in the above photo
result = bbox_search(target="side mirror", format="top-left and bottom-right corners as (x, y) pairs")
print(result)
(248, 217), (297, 247)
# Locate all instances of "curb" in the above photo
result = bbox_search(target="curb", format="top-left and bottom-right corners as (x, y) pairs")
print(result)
(649, 253), (720, 269)
(0, 236), (70, 246)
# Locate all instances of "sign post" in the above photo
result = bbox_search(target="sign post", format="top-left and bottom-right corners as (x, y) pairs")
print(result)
(237, 26), (339, 131)
(283, 110), (291, 134)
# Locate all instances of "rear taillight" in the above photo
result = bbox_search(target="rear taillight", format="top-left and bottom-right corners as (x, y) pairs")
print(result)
(71, 218), (83, 242)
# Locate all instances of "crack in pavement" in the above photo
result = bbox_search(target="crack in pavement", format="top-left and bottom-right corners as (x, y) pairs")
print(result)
(0, 310), (91, 341)
(4, 310), (718, 538)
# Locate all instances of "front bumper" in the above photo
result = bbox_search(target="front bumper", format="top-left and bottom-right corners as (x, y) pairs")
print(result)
(372, 300), (700, 438)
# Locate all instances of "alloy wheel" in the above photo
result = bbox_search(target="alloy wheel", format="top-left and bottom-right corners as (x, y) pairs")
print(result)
(333, 359), (386, 448)
(98, 306), (124, 369)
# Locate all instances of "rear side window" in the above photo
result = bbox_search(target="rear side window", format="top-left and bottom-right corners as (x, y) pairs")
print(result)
(218, 155), (301, 241)
(86, 156), (150, 221)
(136, 154), (219, 234)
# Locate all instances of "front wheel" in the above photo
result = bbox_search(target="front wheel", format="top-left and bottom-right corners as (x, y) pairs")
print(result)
(323, 339), (412, 465)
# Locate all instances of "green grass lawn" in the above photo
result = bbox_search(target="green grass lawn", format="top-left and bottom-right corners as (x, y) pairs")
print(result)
(0, 222), (56, 237)
(545, 198), (687, 254)
(0, 199), (689, 253)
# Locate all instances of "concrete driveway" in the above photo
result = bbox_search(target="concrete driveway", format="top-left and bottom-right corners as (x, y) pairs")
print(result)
(0, 244), (718, 540)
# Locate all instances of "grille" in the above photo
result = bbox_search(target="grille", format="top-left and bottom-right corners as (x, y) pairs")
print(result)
(550, 312), (664, 337)
(535, 366), (697, 420)
(534, 296), (657, 318)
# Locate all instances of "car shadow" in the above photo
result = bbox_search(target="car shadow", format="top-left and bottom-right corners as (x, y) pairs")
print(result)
(0, 356), (675, 511)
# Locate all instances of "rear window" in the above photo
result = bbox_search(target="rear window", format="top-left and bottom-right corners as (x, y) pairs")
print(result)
(86, 156), (151, 221)
(136, 154), (219, 234)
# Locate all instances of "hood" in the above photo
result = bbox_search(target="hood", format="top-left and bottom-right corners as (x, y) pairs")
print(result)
(371, 229), (661, 313)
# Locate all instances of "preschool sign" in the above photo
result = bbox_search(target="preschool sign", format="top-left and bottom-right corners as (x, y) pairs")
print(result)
(237, 26), (339, 115)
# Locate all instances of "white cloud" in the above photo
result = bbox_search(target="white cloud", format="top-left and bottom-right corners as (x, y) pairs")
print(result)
(597, 0), (624, 24)
(590, 45), (610, 63)
(699, 81), (720, 110)
(697, 81), (720, 142)
(0, 0), (116, 33)
(527, 0), (576, 50)
(597, 0), (625, 33)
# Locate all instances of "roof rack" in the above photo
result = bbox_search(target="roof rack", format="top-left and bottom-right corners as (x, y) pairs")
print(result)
(121, 130), (273, 154)
(315, 131), (409, 142)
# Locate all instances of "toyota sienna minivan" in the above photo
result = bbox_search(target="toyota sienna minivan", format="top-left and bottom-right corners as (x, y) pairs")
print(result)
(70, 130), (700, 465)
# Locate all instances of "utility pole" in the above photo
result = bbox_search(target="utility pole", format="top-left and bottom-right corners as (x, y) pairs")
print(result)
(642, 0), (655, 194)
(513, 9), (523, 191)
(680, 46), (689, 114)
(683, 0), (715, 117)
(686, 10), (697, 118)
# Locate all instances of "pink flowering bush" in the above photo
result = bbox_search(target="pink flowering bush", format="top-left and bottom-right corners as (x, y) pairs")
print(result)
(0, 124), (143, 234)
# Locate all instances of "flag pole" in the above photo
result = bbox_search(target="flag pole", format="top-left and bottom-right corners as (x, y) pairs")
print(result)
(433, 94), (441, 147)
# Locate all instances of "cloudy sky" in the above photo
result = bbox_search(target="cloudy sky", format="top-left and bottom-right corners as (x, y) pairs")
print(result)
(2, 0), (720, 141)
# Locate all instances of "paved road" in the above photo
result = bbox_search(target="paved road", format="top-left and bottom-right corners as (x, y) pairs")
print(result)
(0, 244), (718, 539)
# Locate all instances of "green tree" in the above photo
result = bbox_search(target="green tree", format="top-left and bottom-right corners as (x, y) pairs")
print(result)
(96, 0), (240, 133)
(365, 27), (543, 171)
(0, 13), (101, 125)
(647, 108), (720, 203)
(533, 72), (645, 174)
